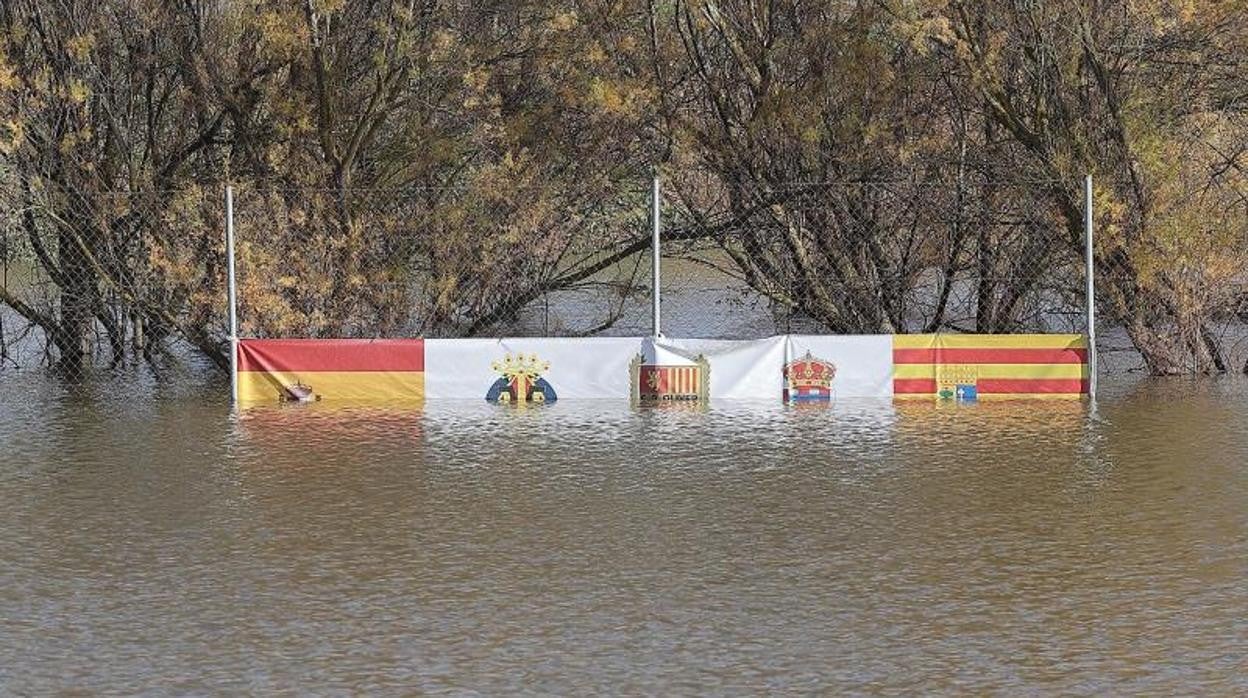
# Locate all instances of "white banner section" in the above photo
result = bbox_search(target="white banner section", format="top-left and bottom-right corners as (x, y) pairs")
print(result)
(786, 335), (895, 399)
(648, 337), (786, 400)
(425, 337), (640, 401)
(424, 335), (893, 402)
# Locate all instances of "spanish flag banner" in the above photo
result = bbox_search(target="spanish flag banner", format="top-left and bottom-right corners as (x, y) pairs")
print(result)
(893, 334), (1088, 400)
(237, 339), (425, 404)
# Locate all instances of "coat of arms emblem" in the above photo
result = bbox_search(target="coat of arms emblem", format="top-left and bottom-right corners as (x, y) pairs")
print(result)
(486, 353), (557, 404)
(937, 364), (978, 401)
(630, 354), (710, 402)
(783, 351), (836, 403)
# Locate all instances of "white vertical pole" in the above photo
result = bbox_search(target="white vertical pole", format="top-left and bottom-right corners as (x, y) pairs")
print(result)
(651, 173), (662, 338)
(1084, 174), (1097, 399)
(226, 185), (239, 405)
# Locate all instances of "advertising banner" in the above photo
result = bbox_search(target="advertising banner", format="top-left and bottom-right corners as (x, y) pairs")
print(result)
(236, 338), (425, 404)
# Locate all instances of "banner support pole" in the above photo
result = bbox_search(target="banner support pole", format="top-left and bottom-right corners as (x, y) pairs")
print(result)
(226, 184), (239, 405)
(1084, 174), (1097, 400)
(651, 173), (662, 338)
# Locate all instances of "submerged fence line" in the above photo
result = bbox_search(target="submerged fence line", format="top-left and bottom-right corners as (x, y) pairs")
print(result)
(220, 175), (1098, 402)
(6, 172), (1246, 385)
(233, 334), (1093, 405)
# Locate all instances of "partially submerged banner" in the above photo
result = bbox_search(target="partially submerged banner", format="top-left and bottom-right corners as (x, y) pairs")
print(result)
(423, 337), (638, 401)
(236, 334), (1087, 405)
(893, 334), (1089, 399)
(237, 339), (425, 403)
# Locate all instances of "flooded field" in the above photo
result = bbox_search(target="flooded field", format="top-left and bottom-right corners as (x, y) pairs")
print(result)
(0, 368), (1244, 693)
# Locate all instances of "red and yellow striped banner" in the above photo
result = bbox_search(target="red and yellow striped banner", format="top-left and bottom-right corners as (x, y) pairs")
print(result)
(237, 339), (424, 404)
(893, 334), (1088, 399)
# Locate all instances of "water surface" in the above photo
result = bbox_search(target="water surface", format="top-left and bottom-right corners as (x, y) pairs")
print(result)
(1, 371), (1244, 693)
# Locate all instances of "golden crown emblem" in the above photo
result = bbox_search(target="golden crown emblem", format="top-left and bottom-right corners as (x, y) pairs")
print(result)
(785, 351), (836, 388)
(492, 353), (549, 379)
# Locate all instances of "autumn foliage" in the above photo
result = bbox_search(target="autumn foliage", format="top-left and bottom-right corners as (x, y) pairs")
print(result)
(0, 0), (1244, 375)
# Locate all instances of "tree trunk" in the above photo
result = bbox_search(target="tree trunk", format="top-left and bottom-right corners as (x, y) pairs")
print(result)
(56, 224), (95, 373)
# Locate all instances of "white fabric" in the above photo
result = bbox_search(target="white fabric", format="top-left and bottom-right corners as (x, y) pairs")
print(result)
(786, 335), (895, 398)
(425, 335), (893, 400)
(640, 337), (699, 366)
(425, 337), (641, 399)
(653, 336), (787, 399)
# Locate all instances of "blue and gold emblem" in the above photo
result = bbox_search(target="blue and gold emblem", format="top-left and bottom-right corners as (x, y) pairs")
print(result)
(937, 364), (978, 401)
(486, 353), (557, 404)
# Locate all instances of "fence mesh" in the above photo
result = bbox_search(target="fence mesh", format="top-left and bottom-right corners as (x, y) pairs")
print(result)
(231, 183), (652, 340)
(0, 186), (227, 379)
(659, 175), (1088, 338)
(4, 174), (1247, 382)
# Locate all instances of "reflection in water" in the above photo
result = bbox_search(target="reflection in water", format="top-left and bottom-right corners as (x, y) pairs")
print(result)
(0, 374), (1245, 693)
(235, 403), (426, 448)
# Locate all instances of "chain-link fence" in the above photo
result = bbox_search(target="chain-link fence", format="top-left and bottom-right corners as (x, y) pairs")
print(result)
(657, 176), (1089, 339)
(230, 182), (653, 340)
(4, 173), (1247, 383)
(0, 186), (228, 379)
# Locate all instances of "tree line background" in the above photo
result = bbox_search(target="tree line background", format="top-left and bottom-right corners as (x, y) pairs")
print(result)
(1, 0), (1244, 376)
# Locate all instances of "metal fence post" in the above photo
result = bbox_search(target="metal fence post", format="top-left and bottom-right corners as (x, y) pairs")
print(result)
(1084, 174), (1097, 399)
(226, 185), (239, 405)
(651, 173), (662, 338)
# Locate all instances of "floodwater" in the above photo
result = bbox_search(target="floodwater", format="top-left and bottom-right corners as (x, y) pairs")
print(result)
(0, 368), (1245, 694)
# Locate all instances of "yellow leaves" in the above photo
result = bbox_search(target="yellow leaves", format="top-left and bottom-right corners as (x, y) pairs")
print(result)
(59, 127), (93, 154)
(1118, 156), (1248, 302)
(462, 67), (489, 92)
(255, 9), (307, 60)
(462, 67), (492, 109)
(550, 10), (579, 32)
(431, 30), (457, 59)
(434, 273), (460, 313)
(1137, 0), (1197, 31)
(1177, 0), (1199, 23)
(588, 77), (651, 118)
(0, 53), (18, 91)
(311, 0), (345, 14)
(899, 15), (955, 56)
(67, 79), (90, 104)
(67, 34), (96, 61)
(588, 78), (624, 113)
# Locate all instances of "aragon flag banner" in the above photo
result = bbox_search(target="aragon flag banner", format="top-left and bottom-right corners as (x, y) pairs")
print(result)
(237, 339), (425, 404)
(892, 334), (1089, 400)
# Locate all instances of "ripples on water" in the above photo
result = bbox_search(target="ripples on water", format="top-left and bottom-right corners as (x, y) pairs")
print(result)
(0, 370), (1245, 693)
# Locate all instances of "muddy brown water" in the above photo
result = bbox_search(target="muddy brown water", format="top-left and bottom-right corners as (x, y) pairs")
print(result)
(0, 368), (1245, 694)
